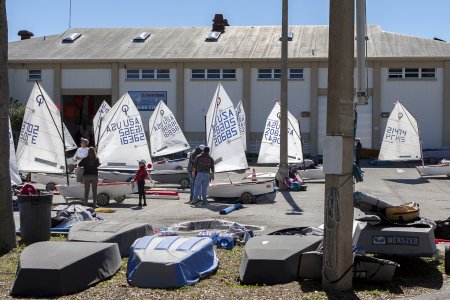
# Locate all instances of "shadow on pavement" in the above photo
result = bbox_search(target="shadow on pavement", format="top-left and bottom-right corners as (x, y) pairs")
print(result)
(384, 178), (430, 185)
(280, 191), (303, 215)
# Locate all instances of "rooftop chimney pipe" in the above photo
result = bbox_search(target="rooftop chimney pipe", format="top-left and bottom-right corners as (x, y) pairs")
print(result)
(18, 30), (34, 40)
(212, 14), (229, 33)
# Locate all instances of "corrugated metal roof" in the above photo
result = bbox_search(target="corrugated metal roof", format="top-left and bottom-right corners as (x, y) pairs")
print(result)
(8, 25), (450, 63)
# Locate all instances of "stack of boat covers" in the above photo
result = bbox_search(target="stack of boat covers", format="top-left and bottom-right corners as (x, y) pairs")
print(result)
(68, 221), (153, 256)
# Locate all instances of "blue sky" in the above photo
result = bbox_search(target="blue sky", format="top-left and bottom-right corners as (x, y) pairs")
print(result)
(7, 0), (450, 42)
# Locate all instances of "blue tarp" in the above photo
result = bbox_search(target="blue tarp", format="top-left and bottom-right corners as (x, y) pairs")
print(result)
(127, 235), (219, 288)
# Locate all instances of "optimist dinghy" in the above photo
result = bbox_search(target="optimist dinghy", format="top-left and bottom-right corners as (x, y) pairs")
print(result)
(148, 99), (190, 171)
(16, 83), (77, 187)
(57, 182), (133, 206)
(205, 83), (274, 202)
(258, 102), (324, 180)
(96, 93), (152, 175)
(377, 101), (449, 177)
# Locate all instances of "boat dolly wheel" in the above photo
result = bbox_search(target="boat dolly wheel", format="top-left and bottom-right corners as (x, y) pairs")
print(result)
(45, 182), (56, 192)
(445, 246), (450, 275)
(240, 192), (255, 204)
(180, 178), (190, 189)
(96, 193), (110, 206)
(114, 196), (126, 203)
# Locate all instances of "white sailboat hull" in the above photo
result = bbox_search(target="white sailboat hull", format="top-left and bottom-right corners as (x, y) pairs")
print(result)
(56, 182), (133, 200)
(98, 170), (135, 182)
(31, 173), (78, 189)
(207, 180), (274, 198)
(152, 158), (188, 170)
(298, 167), (325, 180)
(416, 165), (450, 176)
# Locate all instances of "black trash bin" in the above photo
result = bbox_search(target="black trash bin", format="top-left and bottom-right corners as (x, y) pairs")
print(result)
(18, 192), (53, 243)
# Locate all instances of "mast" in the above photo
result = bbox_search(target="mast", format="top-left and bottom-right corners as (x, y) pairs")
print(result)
(356, 0), (368, 105)
(35, 81), (69, 185)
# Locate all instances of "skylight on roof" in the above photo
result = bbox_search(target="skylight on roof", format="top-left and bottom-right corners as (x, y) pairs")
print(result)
(62, 33), (81, 43)
(133, 32), (151, 42)
(205, 31), (221, 42)
(279, 31), (294, 42)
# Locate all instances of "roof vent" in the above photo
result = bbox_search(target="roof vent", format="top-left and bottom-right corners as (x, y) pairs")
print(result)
(17, 30), (34, 40)
(205, 31), (221, 42)
(133, 32), (151, 42)
(279, 31), (294, 41)
(62, 32), (81, 43)
(212, 13), (229, 33)
(434, 37), (446, 42)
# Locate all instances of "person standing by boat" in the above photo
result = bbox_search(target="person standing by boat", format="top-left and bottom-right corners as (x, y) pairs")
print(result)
(74, 138), (89, 182)
(186, 145), (204, 204)
(191, 147), (215, 207)
(132, 159), (149, 207)
(355, 138), (362, 167)
(78, 147), (101, 207)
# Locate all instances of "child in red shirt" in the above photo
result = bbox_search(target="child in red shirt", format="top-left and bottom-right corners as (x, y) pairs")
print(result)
(132, 159), (149, 207)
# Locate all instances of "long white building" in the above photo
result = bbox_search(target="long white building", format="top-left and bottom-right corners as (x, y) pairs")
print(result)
(8, 23), (450, 156)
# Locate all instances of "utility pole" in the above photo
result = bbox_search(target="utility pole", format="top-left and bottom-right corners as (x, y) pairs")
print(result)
(277, 0), (289, 190)
(322, 0), (355, 291)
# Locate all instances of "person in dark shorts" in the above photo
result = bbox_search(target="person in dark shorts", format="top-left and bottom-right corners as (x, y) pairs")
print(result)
(355, 138), (362, 167)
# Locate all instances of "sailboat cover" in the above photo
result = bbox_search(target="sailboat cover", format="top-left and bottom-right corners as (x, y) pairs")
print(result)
(97, 93), (151, 169)
(378, 101), (422, 161)
(148, 100), (190, 157)
(9, 118), (22, 185)
(258, 102), (303, 164)
(16, 83), (77, 173)
(235, 100), (247, 151)
(206, 83), (248, 173)
(93, 100), (111, 145)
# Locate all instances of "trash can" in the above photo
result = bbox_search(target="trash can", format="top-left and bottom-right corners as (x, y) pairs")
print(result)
(18, 192), (53, 243)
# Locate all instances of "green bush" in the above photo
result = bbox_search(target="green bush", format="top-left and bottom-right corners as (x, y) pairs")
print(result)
(9, 97), (25, 134)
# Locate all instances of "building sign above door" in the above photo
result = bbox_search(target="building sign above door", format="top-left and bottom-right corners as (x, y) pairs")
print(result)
(128, 91), (167, 111)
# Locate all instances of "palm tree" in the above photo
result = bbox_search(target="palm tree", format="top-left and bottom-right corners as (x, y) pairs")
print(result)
(0, 0), (17, 253)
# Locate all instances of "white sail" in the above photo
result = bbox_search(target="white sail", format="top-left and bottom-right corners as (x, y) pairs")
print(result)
(148, 100), (190, 157)
(379, 101), (422, 161)
(257, 102), (303, 164)
(206, 83), (248, 173)
(16, 83), (77, 173)
(97, 93), (151, 169)
(9, 119), (22, 185)
(235, 100), (247, 151)
(93, 100), (111, 145)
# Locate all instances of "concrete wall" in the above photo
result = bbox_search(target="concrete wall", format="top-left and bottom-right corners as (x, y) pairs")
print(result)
(183, 68), (243, 136)
(380, 67), (443, 149)
(61, 69), (111, 89)
(9, 68), (55, 102)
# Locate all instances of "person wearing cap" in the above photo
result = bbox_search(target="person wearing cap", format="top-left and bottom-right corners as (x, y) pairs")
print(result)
(191, 146), (215, 206)
(75, 138), (89, 182)
(185, 145), (204, 204)
(78, 147), (101, 207)
(132, 159), (150, 207)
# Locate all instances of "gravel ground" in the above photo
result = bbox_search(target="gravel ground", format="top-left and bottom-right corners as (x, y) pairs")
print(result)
(0, 237), (448, 300)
